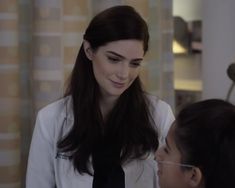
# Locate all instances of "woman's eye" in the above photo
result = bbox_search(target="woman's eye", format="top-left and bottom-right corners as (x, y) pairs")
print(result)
(107, 56), (120, 63)
(130, 61), (141, 67)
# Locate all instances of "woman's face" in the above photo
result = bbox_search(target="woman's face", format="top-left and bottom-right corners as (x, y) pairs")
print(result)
(155, 124), (195, 188)
(87, 39), (144, 99)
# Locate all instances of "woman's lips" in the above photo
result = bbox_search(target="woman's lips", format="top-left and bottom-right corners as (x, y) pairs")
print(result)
(111, 80), (126, 88)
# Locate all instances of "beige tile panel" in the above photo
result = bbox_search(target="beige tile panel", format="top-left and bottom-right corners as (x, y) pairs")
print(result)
(0, 0), (17, 13)
(139, 67), (149, 88)
(34, 7), (60, 20)
(33, 70), (63, 81)
(64, 46), (79, 64)
(33, 36), (61, 57)
(64, 67), (73, 84)
(0, 139), (20, 150)
(0, 72), (19, 98)
(63, 20), (88, 32)
(161, 20), (172, 30)
(63, 0), (89, 16)
(146, 48), (160, 60)
(0, 148), (20, 167)
(124, 0), (149, 18)
(34, 20), (61, 33)
(0, 115), (19, 133)
(0, 165), (20, 184)
(0, 182), (20, 188)
(0, 20), (17, 31)
(0, 98), (19, 115)
(0, 47), (18, 64)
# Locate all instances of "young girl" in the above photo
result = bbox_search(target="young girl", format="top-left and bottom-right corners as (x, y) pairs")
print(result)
(26, 5), (174, 188)
(156, 99), (235, 188)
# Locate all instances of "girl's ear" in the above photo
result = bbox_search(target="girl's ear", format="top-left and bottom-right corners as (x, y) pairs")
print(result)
(83, 40), (93, 60)
(186, 167), (203, 188)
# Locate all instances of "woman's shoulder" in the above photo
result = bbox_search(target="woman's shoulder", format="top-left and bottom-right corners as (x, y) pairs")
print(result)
(36, 96), (72, 130)
(145, 94), (172, 113)
(145, 94), (175, 142)
(33, 96), (73, 143)
(38, 96), (72, 120)
(145, 93), (174, 121)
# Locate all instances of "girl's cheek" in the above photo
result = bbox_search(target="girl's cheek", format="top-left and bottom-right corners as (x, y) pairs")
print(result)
(155, 146), (165, 161)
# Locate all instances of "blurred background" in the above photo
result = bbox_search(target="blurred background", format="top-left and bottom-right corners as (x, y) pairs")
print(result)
(0, 0), (235, 187)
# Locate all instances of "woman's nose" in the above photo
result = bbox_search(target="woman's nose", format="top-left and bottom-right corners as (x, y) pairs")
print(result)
(117, 62), (129, 80)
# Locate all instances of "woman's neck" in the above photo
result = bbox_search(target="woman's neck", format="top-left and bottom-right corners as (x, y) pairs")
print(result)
(99, 95), (118, 120)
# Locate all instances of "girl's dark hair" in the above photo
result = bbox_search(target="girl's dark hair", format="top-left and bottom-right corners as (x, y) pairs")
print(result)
(58, 5), (158, 175)
(174, 99), (235, 188)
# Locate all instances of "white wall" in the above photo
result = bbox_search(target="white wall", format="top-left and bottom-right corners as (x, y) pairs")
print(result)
(173, 0), (202, 21)
(173, 0), (202, 92)
(202, 0), (235, 103)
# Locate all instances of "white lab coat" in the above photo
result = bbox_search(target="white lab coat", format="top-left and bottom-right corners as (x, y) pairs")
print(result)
(26, 95), (174, 188)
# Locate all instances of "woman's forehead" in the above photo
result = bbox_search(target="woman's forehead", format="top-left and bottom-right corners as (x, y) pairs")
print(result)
(99, 40), (144, 57)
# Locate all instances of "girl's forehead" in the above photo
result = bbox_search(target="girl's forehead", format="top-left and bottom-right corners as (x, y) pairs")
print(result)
(166, 124), (179, 149)
(168, 122), (176, 138)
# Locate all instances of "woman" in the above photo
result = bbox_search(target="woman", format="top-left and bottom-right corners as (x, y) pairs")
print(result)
(156, 99), (235, 188)
(26, 5), (174, 188)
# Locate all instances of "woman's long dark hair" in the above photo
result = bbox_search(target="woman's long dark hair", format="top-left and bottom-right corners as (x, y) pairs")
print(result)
(58, 5), (158, 175)
(174, 99), (235, 188)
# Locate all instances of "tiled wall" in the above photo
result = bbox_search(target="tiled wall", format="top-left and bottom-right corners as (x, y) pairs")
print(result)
(0, 0), (21, 187)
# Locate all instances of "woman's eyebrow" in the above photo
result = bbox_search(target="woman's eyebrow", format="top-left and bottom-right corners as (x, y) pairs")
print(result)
(106, 51), (143, 61)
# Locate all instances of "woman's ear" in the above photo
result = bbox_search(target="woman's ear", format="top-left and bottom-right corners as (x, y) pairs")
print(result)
(186, 167), (203, 188)
(83, 40), (93, 60)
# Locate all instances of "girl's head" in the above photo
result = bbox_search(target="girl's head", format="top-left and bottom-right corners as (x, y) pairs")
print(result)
(156, 99), (235, 188)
